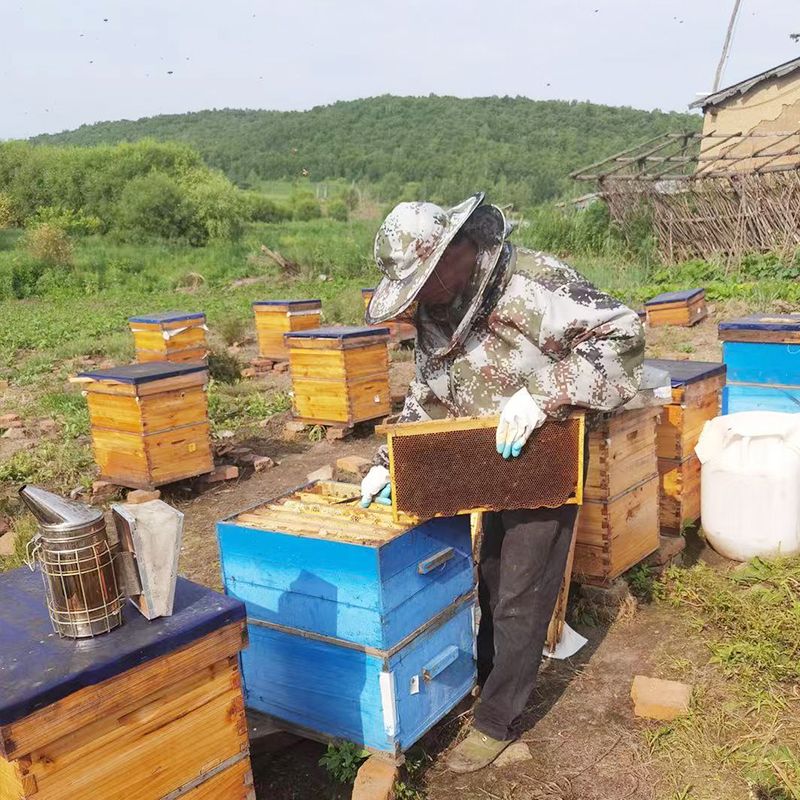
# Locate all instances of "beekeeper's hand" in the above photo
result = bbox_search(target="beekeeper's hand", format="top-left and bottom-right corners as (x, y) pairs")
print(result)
(360, 465), (391, 507)
(496, 388), (547, 459)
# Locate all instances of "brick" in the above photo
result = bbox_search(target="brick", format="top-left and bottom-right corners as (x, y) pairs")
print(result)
(38, 418), (59, 434)
(336, 455), (372, 479)
(352, 756), (398, 800)
(306, 464), (334, 483)
(273, 361), (290, 373)
(251, 358), (274, 369)
(0, 527), (18, 557)
(0, 413), (22, 426)
(644, 536), (687, 569)
(203, 465), (239, 483)
(91, 480), (118, 504)
(580, 578), (632, 608)
(631, 675), (692, 721)
(241, 367), (257, 379)
(126, 489), (161, 505)
(1, 427), (24, 439)
(492, 742), (533, 768)
(254, 456), (275, 472)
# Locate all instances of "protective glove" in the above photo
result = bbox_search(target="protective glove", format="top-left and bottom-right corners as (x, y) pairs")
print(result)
(496, 388), (547, 459)
(360, 465), (391, 507)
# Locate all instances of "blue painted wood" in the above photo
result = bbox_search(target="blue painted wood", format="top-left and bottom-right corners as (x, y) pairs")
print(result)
(285, 326), (390, 339)
(128, 311), (204, 324)
(719, 314), (800, 333)
(722, 342), (800, 387)
(251, 299), (321, 307)
(216, 514), (473, 649)
(722, 384), (800, 414)
(78, 361), (207, 384)
(241, 600), (476, 754)
(645, 288), (704, 306)
(645, 358), (726, 387)
(0, 567), (245, 726)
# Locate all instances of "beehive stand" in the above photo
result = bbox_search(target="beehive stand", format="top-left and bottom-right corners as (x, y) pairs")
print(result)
(216, 480), (476, 758)
(719, 314), (800, 414)
(574, 407), (661, 585)
(78, 362), (213, 489)
(128, 311), (208, 364)
(252, 299), (322, 361)
(645, 289), (707, 328)
(285, 326), (392, 436)
(381, 415), (584, 522)
(0, 569), (252, 800)
(646, 359), (726, 535)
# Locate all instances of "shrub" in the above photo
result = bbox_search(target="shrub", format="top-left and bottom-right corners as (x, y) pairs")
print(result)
(23, 223), (73, 267)
(0, 192), (20, 228)
(29, 206), (103, 236)
(291, 193), (322, 221)
(217, 315), (247, 346)
(10, 256), (47, 299)
(181, 169), (245, 242)
(243, 191), (291, 222)
(207, 347), (241, 384)
(327, 198), (349, 222)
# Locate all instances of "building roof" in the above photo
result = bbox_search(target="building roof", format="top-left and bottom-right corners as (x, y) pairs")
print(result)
(690, 56), (800, 110)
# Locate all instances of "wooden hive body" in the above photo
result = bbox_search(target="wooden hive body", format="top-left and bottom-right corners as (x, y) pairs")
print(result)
(286, 326), (391, 426)
(128, 311), (207, 364)
(381, 415), (584, 521)
(0, 571), (252, 800)
(79, 362), (213, 489)
(719, 315), (800, 414)
(216, 480), (476, 756)
(645, 289), (707, 328)
(647, 359), (726, 535)
(252, 299), (322, 360)
(574, 408), (660, 585)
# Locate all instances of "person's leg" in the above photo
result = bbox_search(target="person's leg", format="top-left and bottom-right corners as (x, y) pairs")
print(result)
(476, 511), (504, 686)
(472, 504), (578, 741)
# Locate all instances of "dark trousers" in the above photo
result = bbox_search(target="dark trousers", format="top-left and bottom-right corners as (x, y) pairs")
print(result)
(473, 504), (579, 741)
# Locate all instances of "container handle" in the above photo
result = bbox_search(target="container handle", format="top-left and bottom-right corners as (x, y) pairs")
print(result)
(422, 645), (460, 682)
(418, 547), (454, 574)
(25, 534), (42, 571)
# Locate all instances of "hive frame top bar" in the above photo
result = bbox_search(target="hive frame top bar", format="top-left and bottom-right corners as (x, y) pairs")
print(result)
(128, 311), (205, 323)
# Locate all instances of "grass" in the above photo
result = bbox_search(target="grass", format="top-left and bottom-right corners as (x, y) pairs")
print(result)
(647, 558), (800, 799)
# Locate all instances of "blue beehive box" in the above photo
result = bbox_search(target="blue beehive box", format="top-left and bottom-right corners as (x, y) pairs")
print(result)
(719, 314), (800, 414)
(217, 480), (476, 756)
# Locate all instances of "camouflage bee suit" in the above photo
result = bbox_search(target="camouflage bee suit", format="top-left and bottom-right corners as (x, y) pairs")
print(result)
(396, 244), (645, 426)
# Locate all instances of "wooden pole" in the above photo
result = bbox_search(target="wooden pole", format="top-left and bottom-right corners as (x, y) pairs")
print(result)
(713, 0), (743, 93)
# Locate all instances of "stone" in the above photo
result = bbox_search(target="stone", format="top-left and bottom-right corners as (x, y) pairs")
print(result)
(352, 756), (397, 800)
(91, 480), (118, 504)
(1, 427), (24, 439)
(126, 489), (162, 505)
(0, 380), (9, 391)
(254, 456), (275, 472)
(336, 455), (372, 480)
(38, 418), (59, 434)
(0, 527), (18, 557)
(273, 361), (290, 373)
(580, 578), (632, 608)
(251, 358), (274, 369)
(241, 367), (257, 379)
(631, 676), (692, 721)
(644, 536), (687, 568)
(306, 464), (334, 483)
(203, 465), (239, 483)
(217, 430), (235, 440)
(69, 486), (86, 500)
(0, 413), (22, 426)
(0, 517), (9, 536)
(492, 742), (533, 768)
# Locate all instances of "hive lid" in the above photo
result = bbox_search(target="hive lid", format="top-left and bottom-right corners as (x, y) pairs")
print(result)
(645, 358), (726, 387)
(252, 298), (322, 307)
(286, 325), (389, 340)
(0, 568), (245, 727)
(645, 288), (705, 306)
(719, 314), (800, 332)
(128, 311), (205, 323)
(78, 361), (207, 384)
(361, 287), (375, 294)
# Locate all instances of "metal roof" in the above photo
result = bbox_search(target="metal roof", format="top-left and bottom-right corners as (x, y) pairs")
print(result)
(690, 56), (800, 110)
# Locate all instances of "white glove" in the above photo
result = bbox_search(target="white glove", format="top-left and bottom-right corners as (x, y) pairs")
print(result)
(360, 465), (390, 507)
(496, 388), (547, 459)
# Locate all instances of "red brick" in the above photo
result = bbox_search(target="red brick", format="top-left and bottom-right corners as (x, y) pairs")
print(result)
(352, 756), (398, 800)
(126, 489), (162, 505)
(336, 455), (372, 479)
(631, 675), (692, 721)
(254, 456), (275, 472)
(203, 465), (239, 483)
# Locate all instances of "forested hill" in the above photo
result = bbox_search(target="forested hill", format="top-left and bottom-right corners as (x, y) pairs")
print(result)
(32, 96), (701, 207)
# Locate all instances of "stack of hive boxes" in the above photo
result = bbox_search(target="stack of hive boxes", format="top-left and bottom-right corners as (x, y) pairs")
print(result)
(719, 314), (800, 414)
(216, 480), (476, 758)
(647, 359), (726, 535)
(574, 408), (661, 585)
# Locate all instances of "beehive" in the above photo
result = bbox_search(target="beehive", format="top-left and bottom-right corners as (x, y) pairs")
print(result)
(286, 326), (391, 426)
(645, 289), (707, 327)
(78, 362), (213, 489)
(128, 311), (208, 364)
(647, 359), (726, 535)
(381, 415), (584, 521)
(719, 314), (800, 414)
(0, 569), (252, 800)
(252, 299), (322, 360)
(574, 408), (661, 585)
(217, 480), (476, 756)
(361, 287), (374, 311)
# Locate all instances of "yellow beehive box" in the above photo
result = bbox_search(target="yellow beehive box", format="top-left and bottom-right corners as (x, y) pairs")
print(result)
(128, 311), (208, 364)
(78, 362), (213, 489)
(252, 299), (322, 360)
(286, 326), (391, 427)
(574, 407), (661, 585)
(645, 289), (707, 328)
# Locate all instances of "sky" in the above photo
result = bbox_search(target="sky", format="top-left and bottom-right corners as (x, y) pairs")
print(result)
(1, 0), (798, 140)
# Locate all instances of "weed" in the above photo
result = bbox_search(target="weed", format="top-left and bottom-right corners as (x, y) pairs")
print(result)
(318, 741), (369, 783)
(35, 390), (90, 437)
(0, 440), (95, 492)
(217, 316), (247, 346)
(307, 425), (325, 443)
(207, 349), (241, 384)
(627, 563), (655, 601)
(0, 515), (38, 572)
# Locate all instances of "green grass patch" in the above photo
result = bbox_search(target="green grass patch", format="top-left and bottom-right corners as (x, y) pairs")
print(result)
(0, 439), (95, 492)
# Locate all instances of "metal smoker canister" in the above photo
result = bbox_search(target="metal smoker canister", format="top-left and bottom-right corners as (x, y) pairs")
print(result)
(20, 485), (125, 638)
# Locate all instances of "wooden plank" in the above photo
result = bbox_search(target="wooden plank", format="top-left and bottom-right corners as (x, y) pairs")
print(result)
(658, 455), (701, 534)
(178, 756), (254, 800)
(719, 328), (800, 344)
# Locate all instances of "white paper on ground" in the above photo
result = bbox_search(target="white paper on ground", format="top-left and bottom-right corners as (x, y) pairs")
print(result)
(543, 623), (588, 660)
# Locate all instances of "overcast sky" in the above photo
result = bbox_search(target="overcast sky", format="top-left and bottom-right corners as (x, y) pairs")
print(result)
(1, 0), (798, 140)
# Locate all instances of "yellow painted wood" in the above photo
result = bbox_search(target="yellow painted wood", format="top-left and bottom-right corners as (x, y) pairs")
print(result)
(658, 455), (701, 533)
(646, 297), (708, 328)
(253, 305), (322, 359)
(130, 317), (208, 364)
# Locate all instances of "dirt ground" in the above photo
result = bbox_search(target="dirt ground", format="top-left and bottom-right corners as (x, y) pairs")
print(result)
(147, 312), (729, 800)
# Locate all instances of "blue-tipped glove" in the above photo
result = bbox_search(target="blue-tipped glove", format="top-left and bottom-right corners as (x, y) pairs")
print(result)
(360, 466), (392, 507)
(496, 388), (547, 459)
